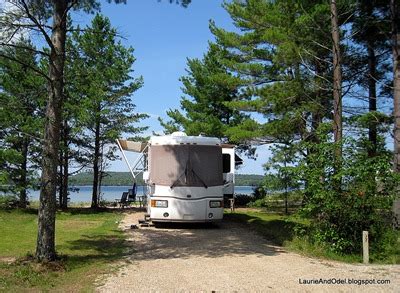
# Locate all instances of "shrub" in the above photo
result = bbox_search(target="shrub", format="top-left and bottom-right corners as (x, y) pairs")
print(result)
(299, 132), (398, 254)
(247, 191), (303, 210)
(371, 229), (400, 263)
(234, 194), (253, 206)
(0, 195), (18, 208)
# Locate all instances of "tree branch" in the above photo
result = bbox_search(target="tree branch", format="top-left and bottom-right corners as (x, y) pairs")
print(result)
(0, 42), (50, 57)
(0, 53), (51, 82)
(19, 0), (55, 52)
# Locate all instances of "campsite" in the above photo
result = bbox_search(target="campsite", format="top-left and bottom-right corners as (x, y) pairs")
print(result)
(1, 0), (400, 292)
(1, 207), (399, 291)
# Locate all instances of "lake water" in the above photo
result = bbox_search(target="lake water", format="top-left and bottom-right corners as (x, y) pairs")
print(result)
(27, 185), (255, 203)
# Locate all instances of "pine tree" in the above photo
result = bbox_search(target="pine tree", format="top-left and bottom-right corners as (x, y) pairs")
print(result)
(392, 0), (400, 172)
(57, 35), (89, 209)
(210, 0), (335, 148)
(0, 0), (191, 262)
(0, 39), (45, 208)
(330, 0), (343, 188)
(70, 15), (147, 208)
(1, 0), (107, 261)
(350, 0), (391, 158)
(160, 44), (247, 139)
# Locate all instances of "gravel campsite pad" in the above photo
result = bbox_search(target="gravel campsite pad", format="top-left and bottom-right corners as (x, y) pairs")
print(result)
(97, 211), (399, 292)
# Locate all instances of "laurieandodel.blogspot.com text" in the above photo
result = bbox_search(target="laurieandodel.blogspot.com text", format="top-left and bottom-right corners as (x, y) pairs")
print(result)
(299, 278), (391, 286)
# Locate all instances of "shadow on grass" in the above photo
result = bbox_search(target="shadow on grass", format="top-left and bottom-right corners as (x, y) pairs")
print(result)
(63, 234), (131, 269)
(0, 207), (115, 215)
(224, 213), (306, 246)
(65, 207), (146, 215)
(0, 207), (38, 215)
(66, 208), (116, 215)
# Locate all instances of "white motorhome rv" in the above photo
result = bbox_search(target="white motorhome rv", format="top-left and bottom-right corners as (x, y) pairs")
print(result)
(116, 132), (239, 223)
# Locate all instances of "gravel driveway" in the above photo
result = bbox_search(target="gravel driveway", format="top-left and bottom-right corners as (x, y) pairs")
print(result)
(97, 211), (399, 292)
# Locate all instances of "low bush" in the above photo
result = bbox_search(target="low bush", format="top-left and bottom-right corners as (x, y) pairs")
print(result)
(230, 209), (399, 264)
(298, 132), (398, 255)
(0, 195), (18, 208)
(248, 191), (303, 209)
(233, 194), (253, 206)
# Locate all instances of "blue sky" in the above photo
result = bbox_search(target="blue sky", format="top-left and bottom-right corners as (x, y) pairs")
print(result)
(72, 0), (270, 174)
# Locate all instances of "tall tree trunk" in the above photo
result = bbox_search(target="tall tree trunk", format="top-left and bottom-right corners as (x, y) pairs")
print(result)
(97, 143), (105, 207)
(367, 44), (377, 157)
(61, 119), (69, 209)
(312, 61), (323, 144)
(331, 0), (342, 176)
(91, 121), (101, 209)
(98, 170), (103, 207)
(18, 137), (29, 208)
(58, 147), (63, 208)
(61, 154), (69, 209)
(392, 0), (400, 172)
(366, 2), (377, 158)
(310, 61), (325, 185)
(283, 155), (288, 215)
(36, 0), (67, 262)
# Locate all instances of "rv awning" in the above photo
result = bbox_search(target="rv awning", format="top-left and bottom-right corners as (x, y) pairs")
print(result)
(116, 139), (148, 153)
(221, 144), (243, 166)
(221, 144), (235, 148)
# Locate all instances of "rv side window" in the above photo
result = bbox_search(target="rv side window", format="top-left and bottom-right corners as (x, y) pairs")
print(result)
(223, 154), (231, 173)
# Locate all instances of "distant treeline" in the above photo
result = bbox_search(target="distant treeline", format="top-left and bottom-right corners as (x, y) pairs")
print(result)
(69, 172), (264, 187)
(234, 174), (264, 186)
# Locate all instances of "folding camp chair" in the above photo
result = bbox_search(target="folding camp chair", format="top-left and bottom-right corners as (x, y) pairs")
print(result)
(116, 192), (129, 208)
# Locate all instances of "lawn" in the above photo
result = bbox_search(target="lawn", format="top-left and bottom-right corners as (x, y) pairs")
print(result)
(0, 208), (128, 291)
(225, 208), (400, 264)
(224, 208), (309, 246)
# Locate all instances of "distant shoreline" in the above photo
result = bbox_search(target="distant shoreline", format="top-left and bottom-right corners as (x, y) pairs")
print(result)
(65, 184), (258, 187)
(25, 185), (255, 203)
(68, 172), (264, 187)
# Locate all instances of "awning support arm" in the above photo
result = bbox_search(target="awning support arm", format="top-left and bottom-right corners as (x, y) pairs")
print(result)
(116, 139), (136, 180)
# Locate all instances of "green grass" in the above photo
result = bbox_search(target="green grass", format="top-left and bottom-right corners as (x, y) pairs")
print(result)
(225, 208), (400, 264)
(225, 209), (309, 246)
(0, 208), (128, 292)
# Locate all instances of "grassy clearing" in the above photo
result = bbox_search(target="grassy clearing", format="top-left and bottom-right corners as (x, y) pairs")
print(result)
(225, 209), (309, 246)
(0, 208), (128, 292)
(225, 208), (399, 264)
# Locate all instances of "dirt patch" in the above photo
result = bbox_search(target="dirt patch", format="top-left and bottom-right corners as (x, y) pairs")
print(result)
(0, 257), (16, 264)
(56, 219), (99, 230)
(97, 211), (400, 292)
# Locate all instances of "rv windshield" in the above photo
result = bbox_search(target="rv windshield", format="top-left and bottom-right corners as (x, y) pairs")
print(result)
(149, 145), (223, 187)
